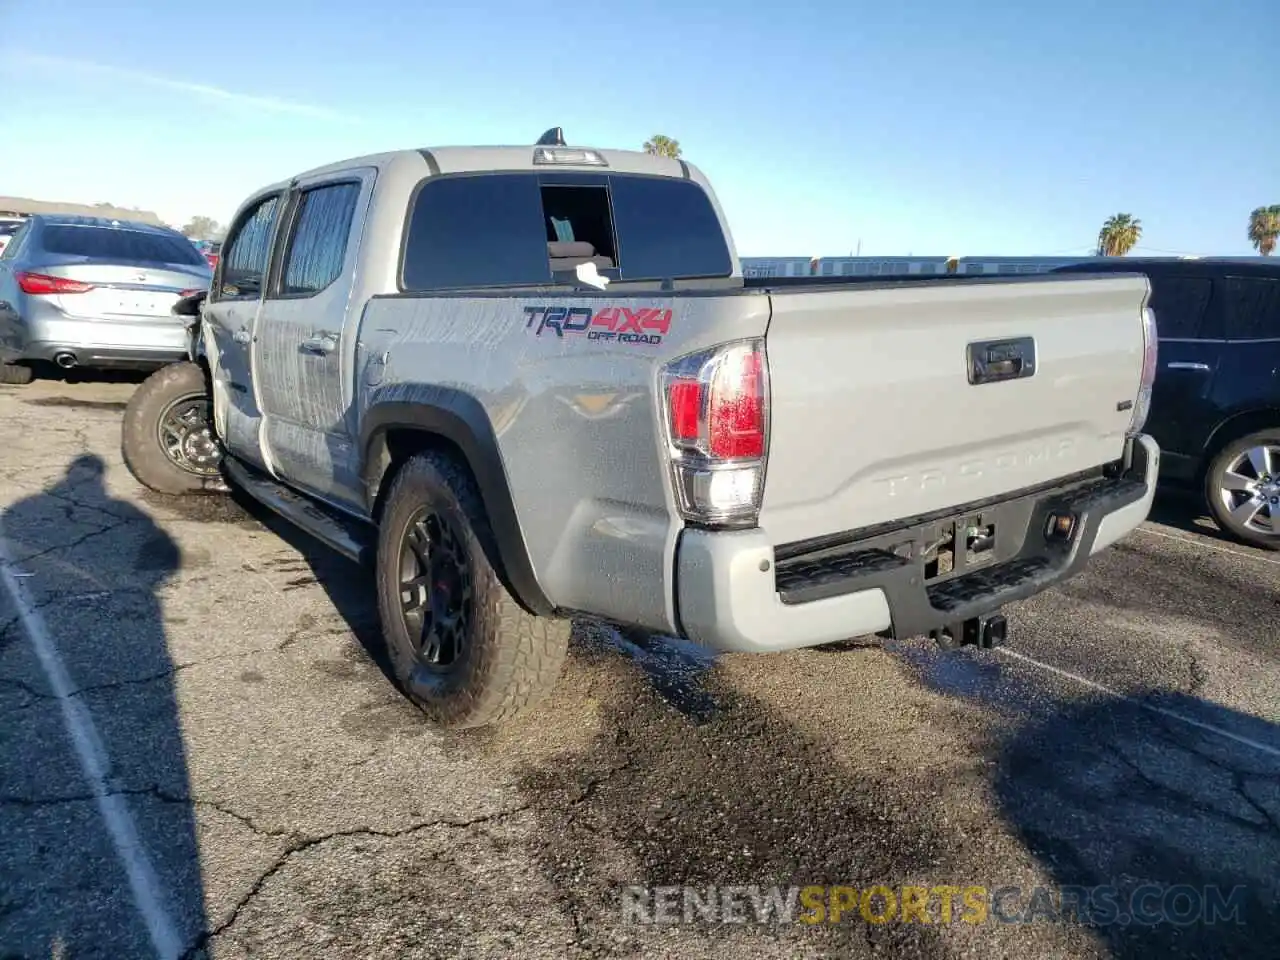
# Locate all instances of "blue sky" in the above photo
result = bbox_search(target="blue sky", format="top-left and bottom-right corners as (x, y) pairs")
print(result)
(1, 0), (1275, 257)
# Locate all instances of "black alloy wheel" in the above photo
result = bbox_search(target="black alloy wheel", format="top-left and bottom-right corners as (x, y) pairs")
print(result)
(397, 507), (474, 670)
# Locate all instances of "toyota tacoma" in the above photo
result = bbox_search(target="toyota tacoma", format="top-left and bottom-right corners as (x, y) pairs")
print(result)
(119, 128), (1160, 728)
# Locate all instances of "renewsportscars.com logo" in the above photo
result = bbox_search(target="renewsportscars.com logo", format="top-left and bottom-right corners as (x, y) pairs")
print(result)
(524, 305), (672, 345)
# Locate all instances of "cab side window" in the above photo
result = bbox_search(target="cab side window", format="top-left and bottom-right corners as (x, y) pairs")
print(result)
(279, 182), (362, 296)
(217, 194), (281, 300)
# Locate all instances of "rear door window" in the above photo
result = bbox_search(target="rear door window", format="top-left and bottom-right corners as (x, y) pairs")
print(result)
(1148, 276), (1213, 339)
(279, 181), (362, 296)
(40, 225), (208, 266)
(1223, 277), (1280, 340)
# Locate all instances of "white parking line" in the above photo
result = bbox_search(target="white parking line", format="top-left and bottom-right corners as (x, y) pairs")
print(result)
(1138, 524), (1280, 566)
(996, 647), (1280, 759)
(0, 532), (183, 960)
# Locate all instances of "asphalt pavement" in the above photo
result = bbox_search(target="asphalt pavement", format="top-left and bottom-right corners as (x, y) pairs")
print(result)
(1, 374), (1277, 960)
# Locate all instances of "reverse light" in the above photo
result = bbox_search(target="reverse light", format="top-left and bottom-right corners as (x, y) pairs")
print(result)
(662, 339), (769, 527)
(1128, 306), (1158, 436)
(17, 271), (94, 295)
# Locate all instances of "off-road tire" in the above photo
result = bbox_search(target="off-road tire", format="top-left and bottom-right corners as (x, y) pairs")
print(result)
(121, 361), (225, 496)
(0, 362), (34, 385)
(376, 451), (570, 729)
(1203, 427), (1280, 551)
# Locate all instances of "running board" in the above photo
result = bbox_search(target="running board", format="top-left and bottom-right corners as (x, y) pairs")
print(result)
(223, 457), (373, 565)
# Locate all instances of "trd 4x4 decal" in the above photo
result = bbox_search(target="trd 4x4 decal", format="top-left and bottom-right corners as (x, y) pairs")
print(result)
(524, 305), (672, 345)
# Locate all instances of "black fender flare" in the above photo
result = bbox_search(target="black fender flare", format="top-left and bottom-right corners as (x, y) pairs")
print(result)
(359, 389), (555, 617)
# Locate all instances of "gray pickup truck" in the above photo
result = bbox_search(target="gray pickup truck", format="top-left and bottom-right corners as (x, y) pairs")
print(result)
(119, 128), (1160, 729)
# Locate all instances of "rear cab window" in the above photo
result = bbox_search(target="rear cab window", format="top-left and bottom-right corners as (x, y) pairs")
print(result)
(400, 172), (731, 291)
(39, 225), (208, 267)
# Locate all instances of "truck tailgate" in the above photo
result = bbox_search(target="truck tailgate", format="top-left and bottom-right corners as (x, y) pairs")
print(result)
(758, 274), (1149, 545)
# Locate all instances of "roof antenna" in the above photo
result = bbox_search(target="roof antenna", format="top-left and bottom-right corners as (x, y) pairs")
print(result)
(536, 127), (566, 147)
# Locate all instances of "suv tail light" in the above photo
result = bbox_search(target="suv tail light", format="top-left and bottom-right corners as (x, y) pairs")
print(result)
(1128, 306), (1158, 436)
(661, 339), (769, 527)
(17, 271), (95, 295)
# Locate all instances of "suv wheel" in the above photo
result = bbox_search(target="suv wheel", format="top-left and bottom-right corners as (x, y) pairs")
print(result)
(121, 362), (226, 495)
(0, 361), (34, 385)
(1204, 428), (1280, 550)
(376, 451), (569, 729)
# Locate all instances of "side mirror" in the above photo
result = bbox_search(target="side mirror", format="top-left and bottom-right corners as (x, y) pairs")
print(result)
(173, 289), (208, 317)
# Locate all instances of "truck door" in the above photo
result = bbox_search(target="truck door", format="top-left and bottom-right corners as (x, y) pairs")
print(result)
(203, 190), (284, 470)
(252, 170), (374, 509)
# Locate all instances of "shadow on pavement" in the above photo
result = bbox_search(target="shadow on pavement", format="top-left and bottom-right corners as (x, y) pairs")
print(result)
(899, 636), (1279, 957)
(0, 454), (206, 958)
(23, 363), (153, 387)
(993, 691), (1280, 958)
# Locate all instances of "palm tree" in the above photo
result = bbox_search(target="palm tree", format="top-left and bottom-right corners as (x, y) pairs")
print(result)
(1247, 205), (1280, 256)
(642, 135), (682, 159)
(1096, 214), (1142, 256)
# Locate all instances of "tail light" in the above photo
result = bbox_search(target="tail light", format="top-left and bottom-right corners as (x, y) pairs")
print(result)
(661, 339), (769, 527)
(17, 271), (95, 295)
(1128, 306), (1158, 436)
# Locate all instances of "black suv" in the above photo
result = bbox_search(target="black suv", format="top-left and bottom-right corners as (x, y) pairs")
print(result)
(1054, 258), (1280, 549)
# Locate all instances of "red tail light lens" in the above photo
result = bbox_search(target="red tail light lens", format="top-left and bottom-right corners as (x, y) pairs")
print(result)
(17, 271), (95, 295)
(709, 349), (765, 458)
(668, 380), (703, 441)
(661, 339), (770, 527)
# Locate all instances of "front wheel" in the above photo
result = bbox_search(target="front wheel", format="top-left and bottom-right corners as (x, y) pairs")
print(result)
(121, 361), (226, 495)
(1204, 428), (1280, 550)
(375, 451), (570, 729)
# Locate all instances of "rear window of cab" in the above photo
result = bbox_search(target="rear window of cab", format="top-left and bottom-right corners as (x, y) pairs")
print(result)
(400, 172), (732, 291)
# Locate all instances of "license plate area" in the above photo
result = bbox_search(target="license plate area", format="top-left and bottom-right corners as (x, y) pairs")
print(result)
(108, 293), (172, 316)
(903, 511), (1000, 584)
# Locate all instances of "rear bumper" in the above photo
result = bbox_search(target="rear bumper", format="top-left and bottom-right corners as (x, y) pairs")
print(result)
(18, 315), (189, 368)
(675, 434), (1159, 653)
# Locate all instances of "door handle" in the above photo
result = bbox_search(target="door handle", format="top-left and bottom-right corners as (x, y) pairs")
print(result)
(1166, 361), (1210, 371)
(300, 333), (338, 355)
(232, 328), (251, 345)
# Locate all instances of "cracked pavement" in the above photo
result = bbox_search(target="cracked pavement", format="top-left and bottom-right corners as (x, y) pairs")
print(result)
(1, 374), (1278, 960)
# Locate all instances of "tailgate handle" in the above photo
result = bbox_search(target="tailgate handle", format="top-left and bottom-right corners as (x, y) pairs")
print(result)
(967, 337), (1036, 385)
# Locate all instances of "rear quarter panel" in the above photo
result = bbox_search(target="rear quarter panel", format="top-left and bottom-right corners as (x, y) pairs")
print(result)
(357, 292), (770, 632)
